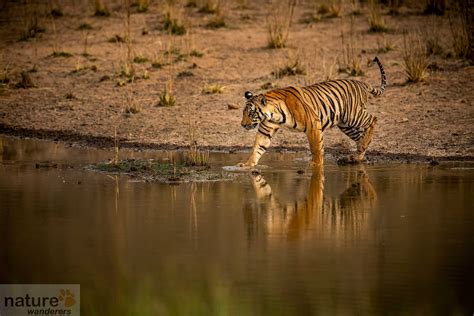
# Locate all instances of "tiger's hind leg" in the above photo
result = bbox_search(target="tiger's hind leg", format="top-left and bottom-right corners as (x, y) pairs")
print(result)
(338, 114), (377, 164)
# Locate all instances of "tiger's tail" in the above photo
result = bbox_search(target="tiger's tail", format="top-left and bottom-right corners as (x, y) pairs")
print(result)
(369, 56), (386, 96)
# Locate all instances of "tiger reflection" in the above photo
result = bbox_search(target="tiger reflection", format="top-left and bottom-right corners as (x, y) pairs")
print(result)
(244, 167), (377, 242)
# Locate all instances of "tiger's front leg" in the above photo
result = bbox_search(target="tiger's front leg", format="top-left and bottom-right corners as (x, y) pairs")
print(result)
(306, 121), (324, 168)
(238, 122), (279, 168)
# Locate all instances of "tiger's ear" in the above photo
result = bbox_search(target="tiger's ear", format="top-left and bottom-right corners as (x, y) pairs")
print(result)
(261, 95), (267, 106)
(244, 91), (253, 99)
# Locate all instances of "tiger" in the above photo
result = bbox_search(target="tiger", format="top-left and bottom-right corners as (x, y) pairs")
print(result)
(238, 56), (386, 168)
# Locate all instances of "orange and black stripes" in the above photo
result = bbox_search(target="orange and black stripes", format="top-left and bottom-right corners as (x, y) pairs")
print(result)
(239, 56), (385, 167)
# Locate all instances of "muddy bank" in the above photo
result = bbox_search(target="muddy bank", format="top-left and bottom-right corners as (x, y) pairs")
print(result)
(1, 124), (473, 164)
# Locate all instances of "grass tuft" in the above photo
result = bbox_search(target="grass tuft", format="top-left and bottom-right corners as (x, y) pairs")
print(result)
(94, 0), (110, 17)
(272, 58), (306, 78)
(190, 50), (204, 58)
(135, 0), (149, 13)
(448, 2), (472, 60)
(158, 89), (176, 106)
(266, 0), (296, 49)
(206, 16), (226, 29)
(51, 51), (73, 58)
(15, 71), (36, 89)
(185, 148), (209, 167)
(78, 23), (93, 30)
(163, 0), (187, 35)
(202, 83), (225, 94)
(177, 70), (194, 78)
(133, 56), (149, 63)
(377, 36), (395, 53)
(108, 34), (126, 43)
(198, 1), (221, 14)
(20, 15), (46, 41)
(368, 1), (388, 33)
(402, 32), (429, 83)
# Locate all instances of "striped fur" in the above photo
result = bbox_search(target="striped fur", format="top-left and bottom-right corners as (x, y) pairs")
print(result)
(239, 56), (386, 167)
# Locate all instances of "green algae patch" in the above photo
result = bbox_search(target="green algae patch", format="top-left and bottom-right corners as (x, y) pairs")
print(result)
(89, 158), (235, 183)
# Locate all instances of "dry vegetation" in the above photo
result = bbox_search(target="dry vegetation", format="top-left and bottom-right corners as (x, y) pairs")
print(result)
(0, 0), (473, 159)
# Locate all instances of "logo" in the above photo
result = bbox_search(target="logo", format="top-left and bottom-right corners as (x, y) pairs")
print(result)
(0, 284), (80, 316)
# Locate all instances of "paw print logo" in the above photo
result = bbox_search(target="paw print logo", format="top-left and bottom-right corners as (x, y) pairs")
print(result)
(58, 289), (76, 308)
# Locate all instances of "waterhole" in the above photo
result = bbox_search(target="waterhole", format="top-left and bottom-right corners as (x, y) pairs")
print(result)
(1, 136), (473, 315)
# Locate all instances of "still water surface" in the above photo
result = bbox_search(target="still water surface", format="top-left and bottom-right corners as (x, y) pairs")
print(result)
(0, 136), (473, 315)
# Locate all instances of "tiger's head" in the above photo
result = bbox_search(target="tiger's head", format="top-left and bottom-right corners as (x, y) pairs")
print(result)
(241, 91), (272, 130)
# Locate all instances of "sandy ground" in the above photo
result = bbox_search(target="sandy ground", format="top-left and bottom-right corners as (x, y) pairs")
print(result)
(0, 1), (473, 162)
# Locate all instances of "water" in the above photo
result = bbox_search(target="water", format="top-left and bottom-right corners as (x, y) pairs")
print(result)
(1, 136), (473, 315)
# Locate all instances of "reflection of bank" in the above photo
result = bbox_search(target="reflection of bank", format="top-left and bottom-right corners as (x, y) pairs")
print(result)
(244, 167), (377, 243)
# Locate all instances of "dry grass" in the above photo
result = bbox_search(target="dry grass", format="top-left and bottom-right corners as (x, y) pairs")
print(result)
(113, 126), (119, 165)
(321, 56), (337, 81)
(424, 19), (444, 56)
(81, 31), (90, 56)
(163, 0), (187, 35)
(0, 67), (9, 85)
(124, 0), (133, 64)
(402, 32), (429, 83)
(198, 0), (221, 14)
(151, 51), (164, 68)
(0, 57), (11, 93)
(158, 78), (176, 106)
(135, 0), (149, 13)
(339, 9), (364, 76)
(448, 1), (472, 60)
(266, 0), (296, 49)
(272, 52), (306, 78)
(317, 0), (341, 19)
(15, 71), (36, 89)
(377, 35), (395, 53)
(368, 1), (388, 33)
(94, 0), (110, 17)
(206, 15), (226, 29)
(185, 146), (209, 167)
(202, 83), (225, 94)
(78, 23), (93, 30)
(116, 60), (135, 85)
(124, 88), (141, 114)
(184, 104), (209, 167)
(20, 10), (46, 41)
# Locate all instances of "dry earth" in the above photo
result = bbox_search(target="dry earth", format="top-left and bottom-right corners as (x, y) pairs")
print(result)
(0, 1), (473, 162)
